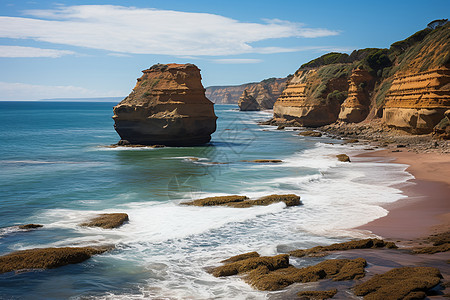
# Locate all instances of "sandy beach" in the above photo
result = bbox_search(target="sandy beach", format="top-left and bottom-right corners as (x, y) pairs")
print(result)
(358, 150), (450, 240)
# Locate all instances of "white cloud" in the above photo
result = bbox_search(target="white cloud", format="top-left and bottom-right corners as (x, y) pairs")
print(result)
(0, 81), (124, 100)
(212, 58), (262, 64)
(0, 45), (74, 57)
(0, 5), (339, 56)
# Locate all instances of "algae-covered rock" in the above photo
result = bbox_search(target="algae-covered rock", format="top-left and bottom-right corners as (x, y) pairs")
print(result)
(18, 224), (43, 230)
(213, 251), (366, 291)
(221, 252), (260, 263)
(354, 266), (442, 300)
(297, 289), (337, 299)
(230, 194), (301, 208)
(289, 238), (397, 258)
(427, 231), (450, 246)
(181, 195), (248, 206)
(0, 246), (112, 274)
(182, 194), (301, 208)
(336, 154), (351, 162)
(80, 213), (129, 229)
(246, 258), (366, 291)
(211, 254), (289, 277)
(413, 243), (450, 254)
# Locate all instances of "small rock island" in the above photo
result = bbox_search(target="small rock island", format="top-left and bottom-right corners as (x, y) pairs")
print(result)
(113, 63), (217, 146)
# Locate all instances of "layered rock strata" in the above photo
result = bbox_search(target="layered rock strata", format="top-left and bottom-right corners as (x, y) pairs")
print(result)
(338, 68), (374, 123)
(274, 68), (349, 126)
(113, 64), (217, 146)
(383, 67), (450, 133)
(271, 21), (449, 133)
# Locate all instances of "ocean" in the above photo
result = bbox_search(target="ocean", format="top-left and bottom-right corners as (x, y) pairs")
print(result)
(0, 102), (413, 299)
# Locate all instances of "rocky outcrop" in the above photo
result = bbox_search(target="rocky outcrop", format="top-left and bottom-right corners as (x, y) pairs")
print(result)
(272, 21), (449, 133)
(289, 238), (397, 258)
(0, 246), (112, 274)
(434, 109), (450, 139)
(212, 253), (366, 291)
(18, 224), (43, 230)
(354, 267), (442, 299)
(206, 77), (289, 108)
(80, 213), (129, 229)
(336, 154), (351, 162)
(338, 68), (374, 123)
(238, 90), (259, 111)
(273, 67), (349, 127)
(181, 194), (301, 207)
(113, 63), (217, 146)
(383, 68), (450, 133)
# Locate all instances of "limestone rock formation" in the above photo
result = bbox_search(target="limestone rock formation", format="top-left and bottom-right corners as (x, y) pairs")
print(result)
(383, 68), (450, 133)
(238, 90), (259, 111)
(206, 77), (289, 107)
(273, 67), (349, 127)
(113, 63), (217, 146)
(338, 68), (374, 123)
(272, 21), (449, 132)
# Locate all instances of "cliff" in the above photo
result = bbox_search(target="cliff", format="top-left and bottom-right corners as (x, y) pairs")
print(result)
(206, 77), (289, 109)
(273, 20), (450, 133)
(112, 63), (217, 146)
(274, 65), (350, 126)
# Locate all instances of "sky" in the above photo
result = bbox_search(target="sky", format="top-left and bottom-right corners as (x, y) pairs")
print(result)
(0, 0), (448, 100)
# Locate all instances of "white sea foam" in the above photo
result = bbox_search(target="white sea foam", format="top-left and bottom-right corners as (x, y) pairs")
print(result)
(23, 141), (414, 299)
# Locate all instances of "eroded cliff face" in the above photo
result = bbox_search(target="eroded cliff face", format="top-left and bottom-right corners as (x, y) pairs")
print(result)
(274, 67), (349, 126)
(113, 63), (217, 146)
(272, 21), (450, 133)
(383, 68), (450, 133)
(339, 69), (374, 123)
(207, 77), (288, 108)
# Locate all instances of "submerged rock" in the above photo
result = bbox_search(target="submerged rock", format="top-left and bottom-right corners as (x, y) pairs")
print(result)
(80, 213), (129, 229)
(113, 63), (217, 146)
(18, 224), (43, 230)
(289, 238), (397, 258)
(354, 266), (442, 299)
(297, 289), (337, 300)
(0, 246), (112, 274)
(181, 194), (301, 208)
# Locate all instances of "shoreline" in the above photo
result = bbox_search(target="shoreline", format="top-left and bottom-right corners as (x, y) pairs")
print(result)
(356, 149), (450, 241)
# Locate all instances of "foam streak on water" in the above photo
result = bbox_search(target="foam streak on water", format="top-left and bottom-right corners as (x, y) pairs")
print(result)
(0, 102), (413, 299)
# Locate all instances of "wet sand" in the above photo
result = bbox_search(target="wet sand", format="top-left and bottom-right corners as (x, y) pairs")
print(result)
(358, 150), (450, 240)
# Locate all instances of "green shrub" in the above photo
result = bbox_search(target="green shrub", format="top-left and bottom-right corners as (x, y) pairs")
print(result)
(301, 52), (349, 69)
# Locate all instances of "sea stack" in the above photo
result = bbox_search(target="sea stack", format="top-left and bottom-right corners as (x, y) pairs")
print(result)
(113, 63), (217, 146)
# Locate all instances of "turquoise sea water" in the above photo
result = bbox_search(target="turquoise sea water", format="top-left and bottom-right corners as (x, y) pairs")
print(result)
(0, 102), (413, 299)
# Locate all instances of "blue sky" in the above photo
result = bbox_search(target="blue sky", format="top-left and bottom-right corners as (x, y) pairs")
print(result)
(0, 0), (448, 100)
